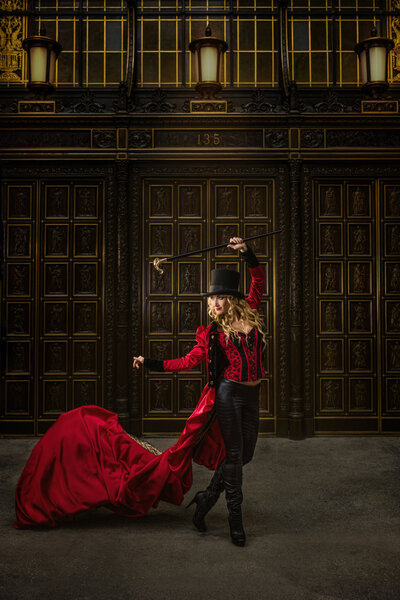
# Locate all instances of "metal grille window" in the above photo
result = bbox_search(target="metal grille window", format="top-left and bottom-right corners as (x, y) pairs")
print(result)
(0, 0), (398, 88)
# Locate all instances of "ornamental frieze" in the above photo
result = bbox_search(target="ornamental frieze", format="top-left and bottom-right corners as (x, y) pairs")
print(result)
(0, 130), (91, 148)
(326, 129), (400, 148)
(154, 129), (263, 149)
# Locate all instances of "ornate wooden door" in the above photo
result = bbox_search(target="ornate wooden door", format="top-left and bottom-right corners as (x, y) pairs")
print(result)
(141, 177), (277, 436)
(309, 176), (400, 434)
(1, 179), (105, 435)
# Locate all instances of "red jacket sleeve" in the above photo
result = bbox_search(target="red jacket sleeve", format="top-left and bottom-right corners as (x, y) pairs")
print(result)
(163, 325), (207, 372)
(245, 265), (265, 311)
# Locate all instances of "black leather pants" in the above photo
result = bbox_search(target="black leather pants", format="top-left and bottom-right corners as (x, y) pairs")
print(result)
(215, 378), (260, 485)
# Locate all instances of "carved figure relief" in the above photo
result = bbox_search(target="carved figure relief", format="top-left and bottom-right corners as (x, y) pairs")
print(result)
(7, 382), (29, 413)
(389, 225), (400, 254)
(8, 341), (28, 372)
(46, 303), (67, 334)
(150, 303), (171, 332)
(75, 226), (96, 255)
(150, 186), (172, 216)
(151, 342), (170, 360)
(351, 341), (368, 370)
(322, 380), (340, 410)
(246, 225), (266, 254)
(179, 186), (201, 217)
(320, 224), (340, 254)
(46, 264), (66, 295)
(151, 263), (171, 294)
(75, 303), (96, 333)
(46, 226), (67, 255)
(323, 301), (340, 331)
(181, 381), (198, 410)
(76, 187), (97, 217)
(322, 341), (339, 369)
(388, 302), (400, 331)
(388, 380), (400, 410)
(75, 342), (95, 372)
(45, 381), (65, 412)
(180, 302), (198, 332)
(8, 303), (28, 334)
(9, 187), (30, 218)
(350, 263), (369, 293)
(180, 225), (200, 254)
(351, 302), (369, 332)
(74, 381), (94, 407)
(246, 187), (266, 216)
(389, 341), (400, 371)
(151, 381), (170, 411)
(180, 264), (200, 294)
(350, 187), (368, 216)
(350, 225), (368, 254)
(217, 225), (238, 254)
(151, 225), (170, 255)
(46, 187), (68, 218)
(9, 226), (30, 256)
(180, 340), (195, 357)
(388, 264), (400, 292)
(46, 342), (65, 372)
(387, 187), (400, 217)
(75, 264), (96, 295)
(8, 264), (29, 295)
(322, 264), (340, 293)
(216, 187), (237, 217)
(321, 186), (340, 216)
(352, 380), (369, 410)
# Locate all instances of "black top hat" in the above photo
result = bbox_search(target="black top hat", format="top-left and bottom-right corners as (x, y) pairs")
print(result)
(201, 268), (245, 299)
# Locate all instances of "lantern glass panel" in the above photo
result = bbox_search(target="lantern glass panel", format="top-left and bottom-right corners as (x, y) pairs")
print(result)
(49, 48), (57, 84)
(360, 48), (367, 83)
(199, 45), (219, 81)
(30, 45), (48, 83)
(369, 45), (387, 82)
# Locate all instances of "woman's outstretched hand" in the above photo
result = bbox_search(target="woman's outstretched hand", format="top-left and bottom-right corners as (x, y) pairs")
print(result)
(133, 356), (144, 369)
(227, 236), (248, 253)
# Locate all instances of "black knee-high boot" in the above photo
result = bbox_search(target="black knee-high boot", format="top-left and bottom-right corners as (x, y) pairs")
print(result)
(223, 463), (245, 547)
(186, 460), (225, 532)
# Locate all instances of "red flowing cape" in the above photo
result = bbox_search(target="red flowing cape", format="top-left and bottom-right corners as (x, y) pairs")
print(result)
(14, 384), (225, 528)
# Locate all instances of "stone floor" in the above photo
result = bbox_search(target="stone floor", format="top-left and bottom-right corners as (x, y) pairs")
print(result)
(1, 435), (400, 600)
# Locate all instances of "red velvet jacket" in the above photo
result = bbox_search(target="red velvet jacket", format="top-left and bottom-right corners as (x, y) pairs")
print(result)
(145, 255), (265, 387)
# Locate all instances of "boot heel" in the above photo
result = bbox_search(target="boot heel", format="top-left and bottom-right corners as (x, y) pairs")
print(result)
(186, 491), (201, 509)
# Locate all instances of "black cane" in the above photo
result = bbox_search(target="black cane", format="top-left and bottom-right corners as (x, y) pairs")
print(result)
(153, 229), (282, 272)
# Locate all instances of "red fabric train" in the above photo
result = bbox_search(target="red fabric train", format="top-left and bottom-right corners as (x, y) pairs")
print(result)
(14, 385), (225, 528)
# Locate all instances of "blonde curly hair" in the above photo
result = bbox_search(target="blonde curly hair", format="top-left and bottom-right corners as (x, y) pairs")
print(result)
(207, 295), (267, 348)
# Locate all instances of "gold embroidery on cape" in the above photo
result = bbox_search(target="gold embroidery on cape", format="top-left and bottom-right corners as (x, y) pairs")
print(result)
(127, 433), (162, 456)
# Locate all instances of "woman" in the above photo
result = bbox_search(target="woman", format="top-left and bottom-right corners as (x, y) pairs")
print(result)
(134, 237), (266, 546)
(14, 238), (265, 546)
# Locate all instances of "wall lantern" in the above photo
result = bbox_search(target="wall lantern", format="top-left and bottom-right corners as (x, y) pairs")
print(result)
(22, 26), (62, 97)
(354, 26), (394, 107)
(189, 25), (228, 112)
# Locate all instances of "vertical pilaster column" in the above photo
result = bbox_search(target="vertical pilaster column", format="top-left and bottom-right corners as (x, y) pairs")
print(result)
(289, 159), (305, 439)
(115, 159), (129, 428)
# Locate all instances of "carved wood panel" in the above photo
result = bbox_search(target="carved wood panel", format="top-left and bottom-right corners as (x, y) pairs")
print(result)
(1, 179), (104, 435)
(314, 177), (400, 433)
(142, 178), (276, 435)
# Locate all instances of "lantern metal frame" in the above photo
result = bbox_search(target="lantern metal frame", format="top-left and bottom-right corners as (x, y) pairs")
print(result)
(354, 26), (394, 98)
(189, 25), (228, 100)
(22, 28), (62, 97)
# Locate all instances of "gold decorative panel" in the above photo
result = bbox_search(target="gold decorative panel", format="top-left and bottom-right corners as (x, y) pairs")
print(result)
(1, 179), (104, 435)
(0, 0), (26, 85)
(142, 177), (276, 434)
